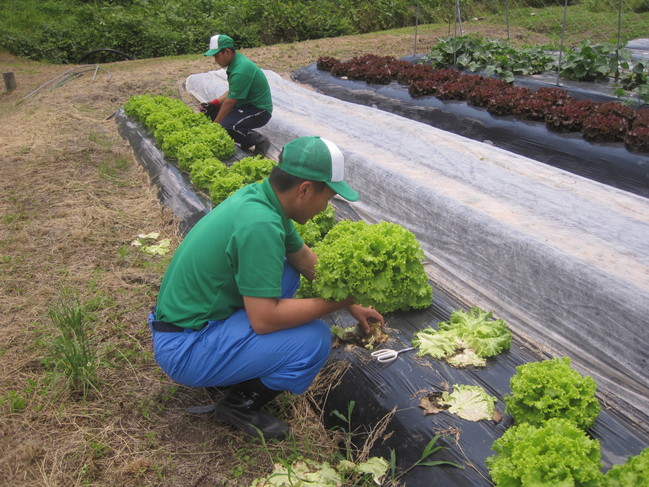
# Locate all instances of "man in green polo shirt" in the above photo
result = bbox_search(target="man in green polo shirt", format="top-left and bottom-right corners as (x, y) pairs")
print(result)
(149, 136), (384, 439)
(200, 34), (273, 155)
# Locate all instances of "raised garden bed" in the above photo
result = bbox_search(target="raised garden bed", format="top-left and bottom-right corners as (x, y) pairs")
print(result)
(292, 55), (649, 199)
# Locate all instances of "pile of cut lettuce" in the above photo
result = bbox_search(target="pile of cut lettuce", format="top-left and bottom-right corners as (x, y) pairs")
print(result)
(412, 307), (512, 367)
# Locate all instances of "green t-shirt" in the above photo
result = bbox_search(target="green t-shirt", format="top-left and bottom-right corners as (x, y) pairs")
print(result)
(227, 53), (273, 113)
(156, 179), (303, 329)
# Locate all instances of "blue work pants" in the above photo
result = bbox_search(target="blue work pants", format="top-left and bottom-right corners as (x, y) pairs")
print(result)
(149, 262), (331, 394)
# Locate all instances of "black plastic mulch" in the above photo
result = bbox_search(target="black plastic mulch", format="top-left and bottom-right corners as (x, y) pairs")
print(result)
(115, 108), (649, 487)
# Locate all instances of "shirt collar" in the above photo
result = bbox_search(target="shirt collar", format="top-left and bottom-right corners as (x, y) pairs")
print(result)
(261, 179), (290, 224)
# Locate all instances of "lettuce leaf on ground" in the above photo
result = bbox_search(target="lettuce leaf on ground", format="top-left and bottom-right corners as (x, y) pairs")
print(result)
(438, 306), (512, 357)
(412, 307), (511, 366)
(440, 384), (496, 421)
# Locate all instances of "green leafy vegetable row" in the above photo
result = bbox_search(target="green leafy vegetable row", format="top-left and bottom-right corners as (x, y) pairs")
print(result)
(488, 356), (648, 485)
(124, 94), (277, 207)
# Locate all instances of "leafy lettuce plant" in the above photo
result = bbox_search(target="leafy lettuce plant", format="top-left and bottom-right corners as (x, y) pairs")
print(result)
(486, 418), (604, 486)
(412, 307), (512, 366)
(603, 447), (649, 487)
(189, 157), (227, 191)
(504, 357), (600, 429)
(294, 203), (336, 247)
(304, 220), (432, 314)
(209, 156), (276, 206)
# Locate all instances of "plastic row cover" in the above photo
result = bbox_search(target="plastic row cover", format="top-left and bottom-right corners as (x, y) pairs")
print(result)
(291, 62), (649, 199)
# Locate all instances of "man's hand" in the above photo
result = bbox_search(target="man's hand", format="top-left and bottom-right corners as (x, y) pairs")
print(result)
(348, 304), (384, 334)
(199, 100), (220, 121)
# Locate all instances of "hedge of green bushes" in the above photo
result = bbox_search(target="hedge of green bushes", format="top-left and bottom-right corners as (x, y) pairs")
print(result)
(1, 0), (435, 64)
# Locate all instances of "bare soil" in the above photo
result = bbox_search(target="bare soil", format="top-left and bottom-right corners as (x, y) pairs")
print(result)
(0, 24), (550, 487)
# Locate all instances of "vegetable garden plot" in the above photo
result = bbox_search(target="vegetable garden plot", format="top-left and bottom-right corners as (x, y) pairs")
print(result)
(291, 61), (649, 199)
(186, 69), (649, 423)
(116, 112), (649, 485)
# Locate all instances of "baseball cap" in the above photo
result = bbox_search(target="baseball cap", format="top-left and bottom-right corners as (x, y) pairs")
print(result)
(204, 34), (235, 56)
(279, 136), (359, 202)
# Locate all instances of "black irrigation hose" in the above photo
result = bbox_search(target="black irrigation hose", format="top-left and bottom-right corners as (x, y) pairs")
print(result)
(78, 49), (133, 63)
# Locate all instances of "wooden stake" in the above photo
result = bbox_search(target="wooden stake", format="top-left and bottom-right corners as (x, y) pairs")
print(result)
(3, 72), (16, 91)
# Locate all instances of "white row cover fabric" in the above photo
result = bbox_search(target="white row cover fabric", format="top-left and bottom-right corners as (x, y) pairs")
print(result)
(186, 69), (649, 422)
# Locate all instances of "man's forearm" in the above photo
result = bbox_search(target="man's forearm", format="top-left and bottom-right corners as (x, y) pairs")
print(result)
(215, 97), (237, 124)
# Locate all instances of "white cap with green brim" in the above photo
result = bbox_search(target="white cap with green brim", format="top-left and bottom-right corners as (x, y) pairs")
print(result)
(204, 34), (234, 56)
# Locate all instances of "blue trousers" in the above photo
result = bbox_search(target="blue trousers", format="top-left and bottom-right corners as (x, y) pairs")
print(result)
(149, 262), (332, 394)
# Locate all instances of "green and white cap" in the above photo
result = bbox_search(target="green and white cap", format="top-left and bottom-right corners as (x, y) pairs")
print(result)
(279, 136), (359, 202)
(204, 34), (234, 56)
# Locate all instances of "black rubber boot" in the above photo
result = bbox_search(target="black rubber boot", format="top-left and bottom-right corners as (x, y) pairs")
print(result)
(215, 378), (290, 439)
(242, 131), (271, 156)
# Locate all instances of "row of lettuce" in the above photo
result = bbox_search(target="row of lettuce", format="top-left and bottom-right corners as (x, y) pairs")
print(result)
(317, 46), (649, 152)
(123, 94), (434, 315)
(123, 94), (647, 485)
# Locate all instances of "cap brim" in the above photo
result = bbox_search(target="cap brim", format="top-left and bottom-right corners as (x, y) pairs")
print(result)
(327, 181), (359, 202)
(204, 48), (220, 56)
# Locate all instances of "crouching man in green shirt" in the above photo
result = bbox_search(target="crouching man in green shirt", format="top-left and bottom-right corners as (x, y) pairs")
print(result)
(148, 136), (384, 439)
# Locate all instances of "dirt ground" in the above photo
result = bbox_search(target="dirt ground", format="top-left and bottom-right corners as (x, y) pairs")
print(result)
(0, 24), (548, 487)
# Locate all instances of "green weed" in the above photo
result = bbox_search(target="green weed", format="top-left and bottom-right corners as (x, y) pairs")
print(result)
(44, 289), (100, 399)
(2, 390), (27, 412)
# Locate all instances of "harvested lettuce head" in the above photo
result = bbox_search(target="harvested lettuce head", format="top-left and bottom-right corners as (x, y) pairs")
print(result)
(304, 220), (433, 314)
(412, 307), (511, 367)
(440, 384), (497, 421)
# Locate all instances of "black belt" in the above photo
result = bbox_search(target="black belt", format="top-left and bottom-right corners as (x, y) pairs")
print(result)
(152, 320), (186, 333)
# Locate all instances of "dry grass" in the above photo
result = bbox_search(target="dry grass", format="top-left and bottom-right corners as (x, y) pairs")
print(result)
(0, 24), (550, 487)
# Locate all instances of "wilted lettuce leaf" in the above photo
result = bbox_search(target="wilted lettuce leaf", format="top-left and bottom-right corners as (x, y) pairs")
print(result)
(412, 327), (458, 359)
(412, 307), (511, 366)
(438, 306), (512, 357)
(446, 349), (486, 367)
(441, 384), (496, 421)
(250, 456), (389, 487)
